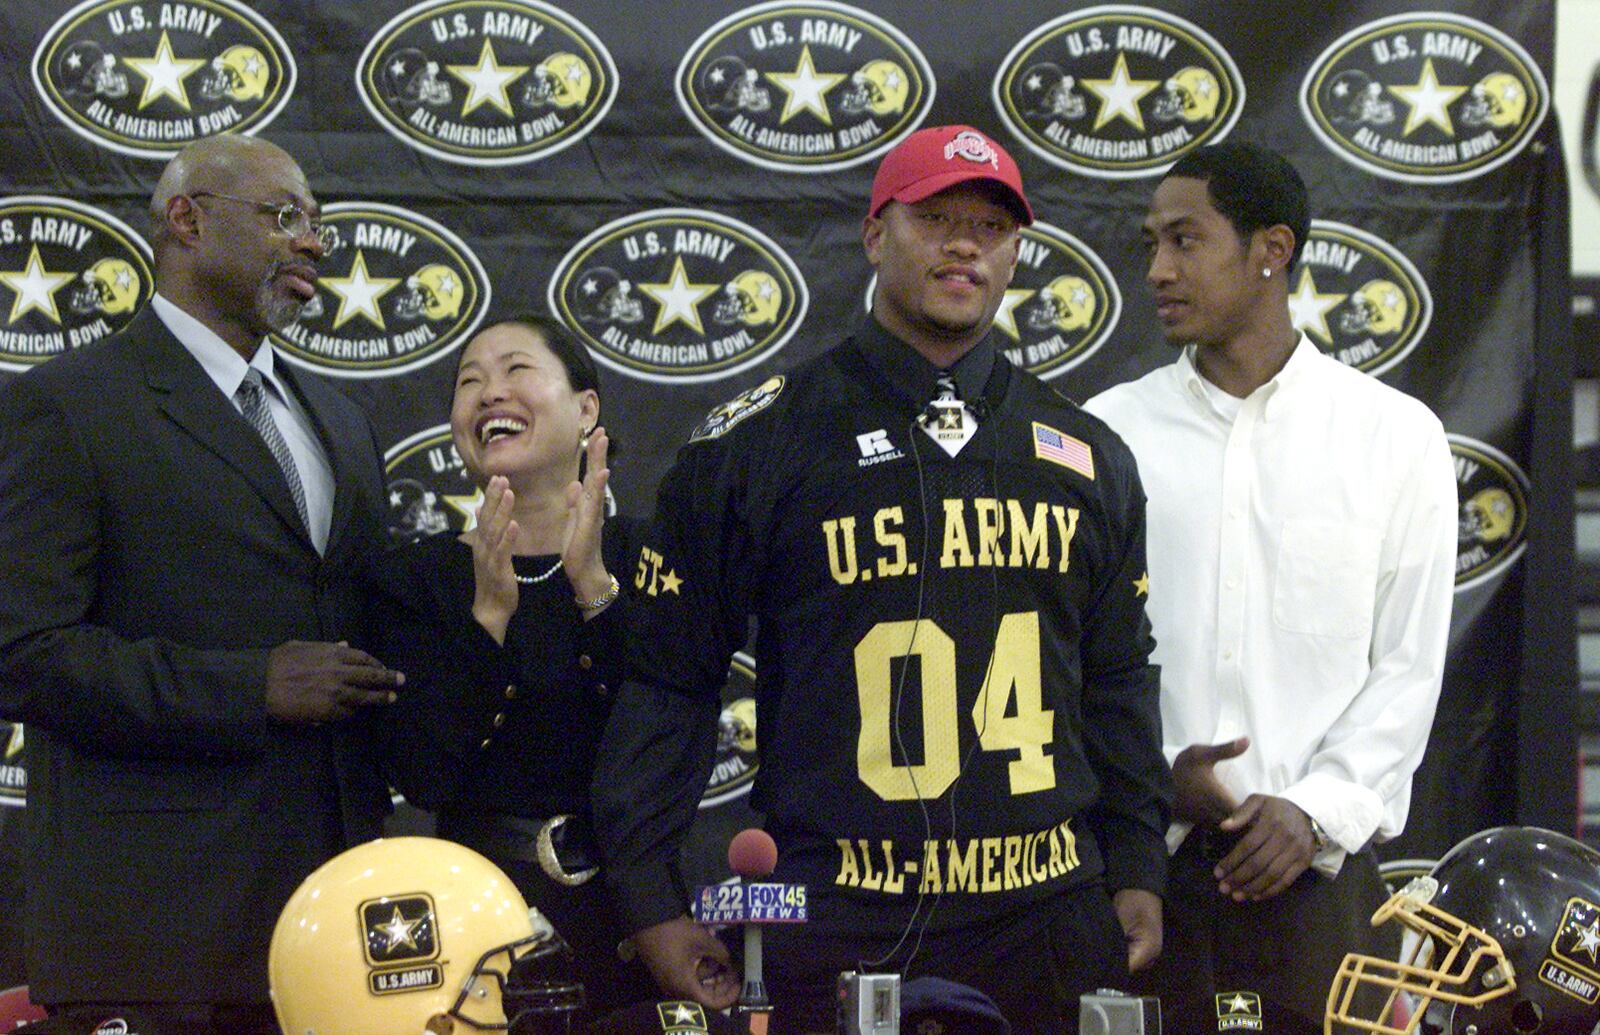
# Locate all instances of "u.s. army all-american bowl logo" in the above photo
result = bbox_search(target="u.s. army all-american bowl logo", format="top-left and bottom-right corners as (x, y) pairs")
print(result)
(703, 653), (759, 808)
(1450, 434), (1529, 592)
(384, 425), (481, 541)
(1289, 220), (1432, 376)
(675, 1), (934, 173)
(1300, 12), (1548, 184)
(0, 196), (153, 373)
(993, 5), (1243, 179)
(32, 0), (295, 160)
(273, 202), (489, 379)
(357, 0), (617, 166)
(549, 209), (808, 384)
(862, 220), (1120, 380)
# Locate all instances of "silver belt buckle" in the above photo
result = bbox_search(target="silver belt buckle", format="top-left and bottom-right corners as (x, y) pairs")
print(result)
(536, 813), (598, 887)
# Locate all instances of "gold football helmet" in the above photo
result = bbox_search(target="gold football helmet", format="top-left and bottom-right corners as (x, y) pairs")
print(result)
(718, 697), (758, 754)
(1153, 67), (1220, 123)
(269, 836), (576, 1035)
(395, 264), (464, 322)
(524, 52), (591, 109)
(1459, 73), (1527, 130)
(839, 60), (909, 116)
(1340, 280), (1407, 337)
(1460, 488), (1515, 544)
(1028, 275), (1096, 333)
(71, 258), (142, 316)
(200, 45), (269, 102)
(713, 271), (782, 327)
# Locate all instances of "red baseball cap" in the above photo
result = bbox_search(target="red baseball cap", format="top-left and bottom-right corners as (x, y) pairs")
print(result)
(869, 124), (1033, 224)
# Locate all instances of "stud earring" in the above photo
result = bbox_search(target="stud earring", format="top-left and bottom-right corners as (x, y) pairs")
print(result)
(1262, 267), (1272, 279)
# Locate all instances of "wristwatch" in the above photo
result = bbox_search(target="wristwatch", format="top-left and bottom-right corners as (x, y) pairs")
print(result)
(1309, 815), (1333, 852)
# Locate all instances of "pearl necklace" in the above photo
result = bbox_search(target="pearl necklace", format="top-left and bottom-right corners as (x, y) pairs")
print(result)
(515, 558), (563, 585)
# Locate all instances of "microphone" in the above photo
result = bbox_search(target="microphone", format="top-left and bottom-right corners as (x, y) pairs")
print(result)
(690, 829), (806, 1035)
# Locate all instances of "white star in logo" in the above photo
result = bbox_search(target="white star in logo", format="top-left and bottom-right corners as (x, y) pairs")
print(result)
(764, 45), (845, 126)
(445, 486), (485, 531)
(0, 245), (76, 326)
(639, 257), (719, 336)
(319, 250), (400, 331)
(378, 906), (421, 951)
(1224, 993), (1255, 1016)
(5, 724), (22, 762)
(1082, 52), (1160, 132)
(1574, 919), (1600, 962)
(1286, 268), (1348, 346)
(993, 288), (1035, 342)
(669, 1003), (699, 1024)
(1388, 59), (1468, 138)
(447, 39), (527, 119)
(123, 31), (205, 112)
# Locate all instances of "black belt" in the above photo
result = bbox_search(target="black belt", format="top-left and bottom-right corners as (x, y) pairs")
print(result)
(438, 810), (601, 886)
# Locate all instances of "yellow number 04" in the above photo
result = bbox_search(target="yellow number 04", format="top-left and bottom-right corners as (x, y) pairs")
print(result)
(853, 611), (1055, 801)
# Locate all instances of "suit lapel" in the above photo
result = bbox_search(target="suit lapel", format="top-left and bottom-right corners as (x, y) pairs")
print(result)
(132, 307), (312, 546)
(279, 361), (366, 554)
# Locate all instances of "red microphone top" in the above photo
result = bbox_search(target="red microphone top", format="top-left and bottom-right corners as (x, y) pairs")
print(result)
(728, 828), (778, 879)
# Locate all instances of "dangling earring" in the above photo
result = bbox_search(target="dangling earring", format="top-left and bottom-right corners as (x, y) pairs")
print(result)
(1261, 266), (1272, 279)
(579, 427), (591, 452)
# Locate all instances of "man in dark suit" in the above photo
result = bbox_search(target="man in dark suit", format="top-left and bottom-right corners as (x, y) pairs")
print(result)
(0, 135), (404, 1034)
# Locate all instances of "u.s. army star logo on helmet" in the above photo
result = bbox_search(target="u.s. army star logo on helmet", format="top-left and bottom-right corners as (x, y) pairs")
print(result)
(357, 0), (617, 166)
(32, 0), (295, 160)
(272, 202), (489, 379)
(993, 5), (1243, 179)
(1291, 221), (1432, 376)
(1450, 434), (1529, 592)
(676, 1), (935, 173)
(1300, 13), (1548, 183)
(550, 210), (808, 384)
(0, 196), (153, 372)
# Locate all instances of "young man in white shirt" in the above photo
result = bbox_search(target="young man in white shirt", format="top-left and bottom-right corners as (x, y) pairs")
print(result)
(1084, 142), (1456, 1035)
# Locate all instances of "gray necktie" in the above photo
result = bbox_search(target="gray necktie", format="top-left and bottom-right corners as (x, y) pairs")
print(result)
(237, 368), (309, 530)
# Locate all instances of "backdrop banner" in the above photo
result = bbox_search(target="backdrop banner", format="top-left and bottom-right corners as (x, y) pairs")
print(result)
(0, 0), (1571, 985)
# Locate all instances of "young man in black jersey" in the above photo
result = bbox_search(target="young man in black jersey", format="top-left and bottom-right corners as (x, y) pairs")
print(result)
(594, 125), (1170, 1033)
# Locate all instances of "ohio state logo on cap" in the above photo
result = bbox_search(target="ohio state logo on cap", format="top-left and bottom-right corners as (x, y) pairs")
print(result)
(944, 129), (1000, 168)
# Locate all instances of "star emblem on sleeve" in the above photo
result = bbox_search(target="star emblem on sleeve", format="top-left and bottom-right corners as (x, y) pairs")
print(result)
(1133, 572), (1150, 597)
(658, 568), (683, 595)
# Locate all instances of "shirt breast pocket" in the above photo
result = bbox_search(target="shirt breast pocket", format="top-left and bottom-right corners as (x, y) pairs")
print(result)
(1272, 519), (1381, 639)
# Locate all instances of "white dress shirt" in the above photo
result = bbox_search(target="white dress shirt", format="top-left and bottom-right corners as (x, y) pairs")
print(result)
(1084, 337), (1456, 873)
(150, 294), (335, 554)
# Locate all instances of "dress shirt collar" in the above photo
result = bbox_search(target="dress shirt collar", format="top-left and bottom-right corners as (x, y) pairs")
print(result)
(149, 293), (289, 403)
(1178, 334), (1320, 422)
(855, 313), (996, 408)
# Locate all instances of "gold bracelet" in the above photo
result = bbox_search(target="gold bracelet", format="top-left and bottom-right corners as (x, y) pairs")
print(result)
(575, 573), (620, 611)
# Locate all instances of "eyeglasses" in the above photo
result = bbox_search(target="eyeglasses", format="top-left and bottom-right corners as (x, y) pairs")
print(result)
(907, 209), (1018, 248)
(189, 191), (337, 250)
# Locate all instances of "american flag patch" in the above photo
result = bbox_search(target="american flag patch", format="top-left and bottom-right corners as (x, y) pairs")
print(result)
(1032, 422), (1094, 479)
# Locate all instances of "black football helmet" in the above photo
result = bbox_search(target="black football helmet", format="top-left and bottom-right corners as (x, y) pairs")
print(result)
(1328, 826), (1600, 1035)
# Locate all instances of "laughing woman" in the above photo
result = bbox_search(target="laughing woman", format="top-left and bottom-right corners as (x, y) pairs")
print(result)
(366, 313), (653, 1014)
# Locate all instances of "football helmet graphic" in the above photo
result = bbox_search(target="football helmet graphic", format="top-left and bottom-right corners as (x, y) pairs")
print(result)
(70, 258), (142, 316)
(713, 271), (782, 327)
(839, 60), (909, 117)
(270, 837), (581, 1035)
(574, 267), (644, 324)
(701, 55), (770, 114)
(199, 45), (269, 102)
(1153, 67), (1221, 123)
(1339, 280), (1408, 337)
(56, 40), (129, 99)
(1459, 73), (1528, 130)
(1027, 276), (1097, 333)
(1460, 488), (1516, 545)
(1326, 69), (1396, 126)
(523, 52), (591, 110)
(1017, 62), (1086, 121)
(381, 48), (452, 108)
(1328, 826), (1600, 1035)
(394, 265), (464, 322)
(717, 697), (758, 755)
(388, 478), (450, 539)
